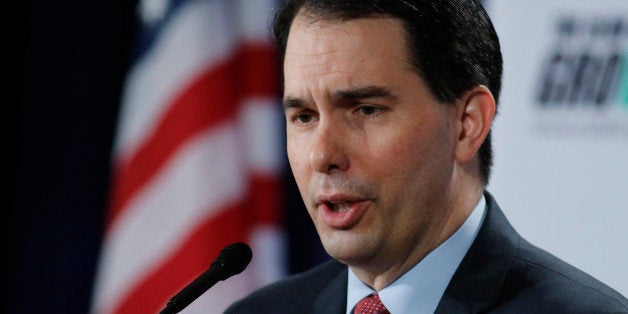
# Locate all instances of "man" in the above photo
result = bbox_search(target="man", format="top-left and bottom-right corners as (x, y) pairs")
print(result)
(226, 0), (628, 313)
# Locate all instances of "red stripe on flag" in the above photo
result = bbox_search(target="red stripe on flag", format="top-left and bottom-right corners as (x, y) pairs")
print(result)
(247, 174), (282, 225)
(110, 202), (251, 314)
(236, 42), (280, 97)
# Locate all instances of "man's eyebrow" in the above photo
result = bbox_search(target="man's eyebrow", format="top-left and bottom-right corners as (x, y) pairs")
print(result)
(282, 97), (305, 110)
(282, 86), (395, 110)
(331, 86), (395, 102)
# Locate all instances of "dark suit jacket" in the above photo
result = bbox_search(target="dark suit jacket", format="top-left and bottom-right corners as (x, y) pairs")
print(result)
(226, 191), (628, 313)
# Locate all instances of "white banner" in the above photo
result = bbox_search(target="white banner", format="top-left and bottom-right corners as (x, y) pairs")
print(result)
(486, 0), (628, 296)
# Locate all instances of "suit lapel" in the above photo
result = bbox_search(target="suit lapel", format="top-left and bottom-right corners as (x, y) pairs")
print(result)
(436, 191), (521, 313)
(315, 264), (348, 314)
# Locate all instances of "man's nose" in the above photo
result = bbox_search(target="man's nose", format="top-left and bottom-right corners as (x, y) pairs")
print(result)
(308, 120), (350, 174)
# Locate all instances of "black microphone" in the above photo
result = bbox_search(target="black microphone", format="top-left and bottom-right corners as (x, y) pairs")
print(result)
(159, 242), (253, 314)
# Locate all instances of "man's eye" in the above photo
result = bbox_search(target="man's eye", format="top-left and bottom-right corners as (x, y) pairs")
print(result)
(358, 105), (383, 115)
(294, 113), (314, 123)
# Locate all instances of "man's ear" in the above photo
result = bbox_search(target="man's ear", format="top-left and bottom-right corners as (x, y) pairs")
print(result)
(455, 85), (496, 162)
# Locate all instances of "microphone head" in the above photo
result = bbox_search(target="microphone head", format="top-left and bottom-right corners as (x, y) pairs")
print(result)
(212, 242), (253, 277)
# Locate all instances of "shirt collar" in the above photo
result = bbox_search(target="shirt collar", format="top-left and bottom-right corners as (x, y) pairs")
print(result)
(346, 195), (487, 314)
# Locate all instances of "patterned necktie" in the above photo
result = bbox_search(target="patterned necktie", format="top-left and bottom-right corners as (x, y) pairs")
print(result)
(354, 293), (390, 314)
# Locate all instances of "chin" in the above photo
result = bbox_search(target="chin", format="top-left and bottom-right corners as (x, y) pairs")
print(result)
(320, 230), (375, 264)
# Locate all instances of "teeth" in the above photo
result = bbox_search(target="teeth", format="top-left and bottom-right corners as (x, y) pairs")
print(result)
(326, 201), (353, 212)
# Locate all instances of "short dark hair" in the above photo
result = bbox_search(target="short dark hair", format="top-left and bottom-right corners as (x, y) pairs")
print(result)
(273, 0), (503, 185)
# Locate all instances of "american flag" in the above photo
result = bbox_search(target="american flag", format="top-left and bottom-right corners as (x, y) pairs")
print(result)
(90, 0), (285, 313)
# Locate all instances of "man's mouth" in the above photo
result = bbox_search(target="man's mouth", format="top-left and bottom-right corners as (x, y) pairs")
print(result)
(317, 199), (370, 228)
(324, 201), (355, 212)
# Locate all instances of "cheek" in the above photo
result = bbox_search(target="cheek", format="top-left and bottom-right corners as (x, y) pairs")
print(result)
(287, 138), (311, 186)
(371, 129), (423, 165)
(367, 124), (449, 185)
(360, 140), (419, 198)
(287, 142), (303, 172)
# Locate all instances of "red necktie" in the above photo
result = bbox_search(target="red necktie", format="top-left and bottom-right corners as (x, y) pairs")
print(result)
(354, 293), (390, 314)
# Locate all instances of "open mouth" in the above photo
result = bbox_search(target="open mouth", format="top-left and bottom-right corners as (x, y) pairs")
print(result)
(318, 199), (369, 228)
(325, 201), (354, 212)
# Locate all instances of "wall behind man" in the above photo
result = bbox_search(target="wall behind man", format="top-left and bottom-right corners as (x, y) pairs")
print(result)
(486, 0), (628, 296)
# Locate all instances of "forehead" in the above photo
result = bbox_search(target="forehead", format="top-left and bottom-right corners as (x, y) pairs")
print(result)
(283, 14), (413, 92)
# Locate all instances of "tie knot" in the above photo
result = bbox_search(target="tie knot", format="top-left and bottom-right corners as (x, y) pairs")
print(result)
(354, 293), (390, 314)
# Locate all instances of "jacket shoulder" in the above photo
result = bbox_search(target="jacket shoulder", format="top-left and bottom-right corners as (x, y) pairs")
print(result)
(493, 239), (628, 313)
(445, 192), (628, 313)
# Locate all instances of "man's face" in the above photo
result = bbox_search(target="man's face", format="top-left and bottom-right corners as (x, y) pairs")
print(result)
(283, 14), (460, 271)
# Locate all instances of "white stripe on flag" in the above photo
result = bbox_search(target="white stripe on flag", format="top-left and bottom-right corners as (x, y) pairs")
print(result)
(239, 97), (285, 174)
